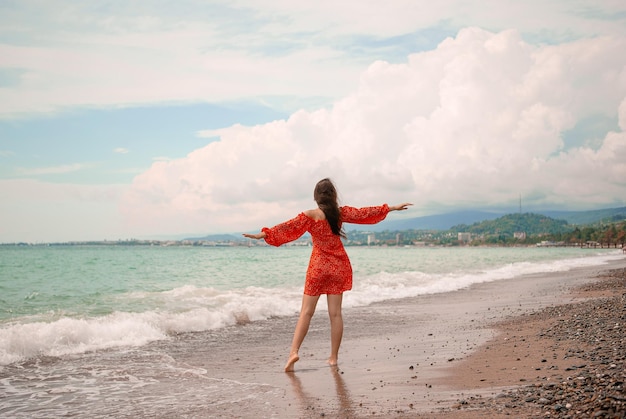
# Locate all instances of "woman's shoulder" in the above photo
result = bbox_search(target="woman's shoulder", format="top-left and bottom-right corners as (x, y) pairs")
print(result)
(303, 208), (326, 221)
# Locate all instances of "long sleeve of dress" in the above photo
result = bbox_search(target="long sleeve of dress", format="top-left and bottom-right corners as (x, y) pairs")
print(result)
(341, 204), (390, 225)
(262, 213), (311, 247)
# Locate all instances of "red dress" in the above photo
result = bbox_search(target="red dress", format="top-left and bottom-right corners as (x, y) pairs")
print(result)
(262, 204), (390, 296)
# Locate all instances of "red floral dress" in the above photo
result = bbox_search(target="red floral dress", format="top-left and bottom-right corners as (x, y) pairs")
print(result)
(262, 204), (390, 296)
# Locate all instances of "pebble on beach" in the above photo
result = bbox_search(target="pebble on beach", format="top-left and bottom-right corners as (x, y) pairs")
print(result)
(446, 268), (626, 418)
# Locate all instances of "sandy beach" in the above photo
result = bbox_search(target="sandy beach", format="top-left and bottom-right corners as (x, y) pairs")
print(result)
(162, 257), (626, 418)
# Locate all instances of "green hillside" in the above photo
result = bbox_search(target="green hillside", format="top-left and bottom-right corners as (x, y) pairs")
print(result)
(450, 213), (570, 236)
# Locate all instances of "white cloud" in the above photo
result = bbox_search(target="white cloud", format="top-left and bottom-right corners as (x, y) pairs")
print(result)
(1, 1), (624, 118)
(230, 0), (626, 40)
(120, 28), (626, 236)
(114, 147), (129, 154)
(0, 12), (363, 118)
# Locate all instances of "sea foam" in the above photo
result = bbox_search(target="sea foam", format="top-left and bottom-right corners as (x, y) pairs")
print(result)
(348, 251), (619, 307)
(0, 286), (304, 366)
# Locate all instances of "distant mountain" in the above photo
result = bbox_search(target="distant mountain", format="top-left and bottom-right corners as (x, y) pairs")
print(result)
(349, 206), (626, 232)
(349, 210), (507, 232)
(176, 207), (626, 241)
(538, 207), (626, 225)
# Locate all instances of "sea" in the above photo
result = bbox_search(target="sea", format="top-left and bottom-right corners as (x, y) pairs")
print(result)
(0, 244), (623, 417)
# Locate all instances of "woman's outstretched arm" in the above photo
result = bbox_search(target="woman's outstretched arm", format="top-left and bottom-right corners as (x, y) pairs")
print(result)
(242, 232), (266, 240)
(389, 203), (413, 211)
(341, 202), (413, 225)
(243, 213), (310, 246)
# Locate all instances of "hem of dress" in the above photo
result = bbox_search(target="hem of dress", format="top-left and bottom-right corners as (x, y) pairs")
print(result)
(303, 289), (351, 296)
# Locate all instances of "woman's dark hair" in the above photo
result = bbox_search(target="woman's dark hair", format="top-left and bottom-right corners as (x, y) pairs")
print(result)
(314, 178), (345, 238)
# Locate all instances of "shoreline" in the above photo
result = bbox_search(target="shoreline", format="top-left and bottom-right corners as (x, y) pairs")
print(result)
(172, 258), (626, 418)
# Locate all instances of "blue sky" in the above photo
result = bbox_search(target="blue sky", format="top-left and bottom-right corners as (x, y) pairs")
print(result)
(1, 0), (626, 242)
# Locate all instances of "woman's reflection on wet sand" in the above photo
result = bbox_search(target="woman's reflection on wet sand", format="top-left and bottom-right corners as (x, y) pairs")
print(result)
(286, 366), (354, 417)
(331, 366), (354, 416)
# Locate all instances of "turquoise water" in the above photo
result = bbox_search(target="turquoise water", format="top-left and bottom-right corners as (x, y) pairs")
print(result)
(1, 245), (614, 320)
(0, 244), (622, 365)
(1, 245), (304, 320)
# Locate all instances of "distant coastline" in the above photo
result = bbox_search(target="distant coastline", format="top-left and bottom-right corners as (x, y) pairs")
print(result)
(3, 207), (624, 248)
(2, 236), (623, 250)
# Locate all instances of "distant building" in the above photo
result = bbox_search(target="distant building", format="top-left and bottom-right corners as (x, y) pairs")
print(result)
(367, 234), (376, 245)
(458, 232), (471, 243)
(396, 233), (403, 245)
(514, 231), (527, 240)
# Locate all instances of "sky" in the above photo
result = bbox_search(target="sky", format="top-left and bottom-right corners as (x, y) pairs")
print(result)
(1, 1), (626, 243)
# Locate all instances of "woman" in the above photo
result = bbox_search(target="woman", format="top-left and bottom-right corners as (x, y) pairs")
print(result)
(243, 178), (412, 372)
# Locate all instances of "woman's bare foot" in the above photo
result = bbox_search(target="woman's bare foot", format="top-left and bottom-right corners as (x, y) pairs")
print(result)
(284, 353), (300, 372)
(326, 357), (338, 367)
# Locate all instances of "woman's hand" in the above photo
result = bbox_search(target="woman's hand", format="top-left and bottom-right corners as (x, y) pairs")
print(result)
(390, 203), (413, 211)
(242, 232), (266, 240)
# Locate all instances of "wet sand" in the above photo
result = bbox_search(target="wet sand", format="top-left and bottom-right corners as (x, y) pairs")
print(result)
(174, 257), (626, 418)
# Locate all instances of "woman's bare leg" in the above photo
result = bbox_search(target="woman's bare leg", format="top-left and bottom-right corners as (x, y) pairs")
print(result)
(326, 293), (343, 366)
(285, 294), (320, 372)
